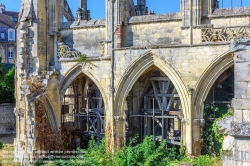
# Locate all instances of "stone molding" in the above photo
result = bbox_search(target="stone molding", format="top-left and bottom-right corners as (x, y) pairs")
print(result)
(193, 119), (205, 127)
(127, 12), (181, 25)
(209, 7), (250, 18)
(193, 24), (213, 29)
(202, 26), (250, 43)
(60, 19), (105, 30)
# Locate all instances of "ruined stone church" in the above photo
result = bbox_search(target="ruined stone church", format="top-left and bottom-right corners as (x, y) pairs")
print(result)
(15, 0), (250, 165)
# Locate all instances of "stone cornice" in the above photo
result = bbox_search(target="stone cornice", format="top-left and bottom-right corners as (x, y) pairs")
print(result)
(60, 19), (106, 30)
(127, 12), (181, 25)
(114, 42), (230, 50)
(209, 7), (250, 18)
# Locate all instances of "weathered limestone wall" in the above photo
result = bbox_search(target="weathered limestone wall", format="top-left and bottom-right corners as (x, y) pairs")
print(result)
(113, 45), (229, 90)
(60, 20), (106, 57)
(0, 103), (15, 134)
(123, 13), (182, 47)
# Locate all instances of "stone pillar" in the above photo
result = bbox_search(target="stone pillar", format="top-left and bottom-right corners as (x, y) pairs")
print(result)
(226, 38), (250, 165)
(78, 0), (90, 20)
(181, 0), (202, 45)
(15, 0), (62, 164)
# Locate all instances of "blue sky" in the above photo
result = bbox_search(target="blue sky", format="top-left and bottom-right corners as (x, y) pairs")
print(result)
(1, 0), (250, 19)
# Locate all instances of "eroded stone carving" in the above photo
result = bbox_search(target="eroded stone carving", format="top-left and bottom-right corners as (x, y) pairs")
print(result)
(202, 27), (250, 42)
(229, 122), (250, 136)
(57, 42), (82, 58)
(230, 37), (250, 52)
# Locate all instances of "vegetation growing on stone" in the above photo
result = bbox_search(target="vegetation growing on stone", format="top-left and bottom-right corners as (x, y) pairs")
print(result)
(76, 54), (89, 63)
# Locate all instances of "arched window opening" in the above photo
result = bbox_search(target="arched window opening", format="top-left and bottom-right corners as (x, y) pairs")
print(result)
(126, 66), (183, 146)
(218, 0), (250, 8)
(202, 67), (234, 155)
(8, 47), (14, 59)
(62, 74), (105, 147)
(134, 0), (180, 16)
(8, 29), (15, 41)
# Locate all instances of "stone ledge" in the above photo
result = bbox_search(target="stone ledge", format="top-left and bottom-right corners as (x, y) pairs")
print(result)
(229, 122), (250, 137)
(127, 12), (181, 25)
(115, 42), (230, 50)
(58, 56), (111, 62)
(193, 24), (213, 29)
(209, 7), (250, 18)
(60, 19), (106, 30)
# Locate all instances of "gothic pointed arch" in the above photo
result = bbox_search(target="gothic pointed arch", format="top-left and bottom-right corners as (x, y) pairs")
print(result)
(193, 50), (234, 118)
(114, 51), (189, 118)
(39, 95), (59, 130)
(59, 64), (108, 107)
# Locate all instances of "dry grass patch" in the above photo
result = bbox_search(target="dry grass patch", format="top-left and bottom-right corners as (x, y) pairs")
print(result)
(0, 144), (20, 166)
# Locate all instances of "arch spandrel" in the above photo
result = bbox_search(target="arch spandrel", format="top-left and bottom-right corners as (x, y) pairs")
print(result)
(114, 51), (189, 119)
(193, 50), (234, 118)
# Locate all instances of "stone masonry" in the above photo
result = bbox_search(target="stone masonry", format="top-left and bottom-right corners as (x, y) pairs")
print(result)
(14, 0), (250, 165)
(0, 103), (15, 135)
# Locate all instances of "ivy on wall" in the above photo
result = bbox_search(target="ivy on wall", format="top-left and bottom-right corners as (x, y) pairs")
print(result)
(202, 68), (234, 155)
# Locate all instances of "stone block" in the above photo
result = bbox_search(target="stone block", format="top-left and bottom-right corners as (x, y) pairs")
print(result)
(222, 135), (234, 151)
(235, 52), (250, 62)
(235, 62), (250, 82)
(243, 110), (250, 122)
(233, 98), (250, 110)
(235, 82), (248, 99)
(234, 109), (243, 122)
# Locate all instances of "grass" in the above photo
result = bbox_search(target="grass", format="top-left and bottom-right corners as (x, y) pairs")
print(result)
(0, 144), (20, 166)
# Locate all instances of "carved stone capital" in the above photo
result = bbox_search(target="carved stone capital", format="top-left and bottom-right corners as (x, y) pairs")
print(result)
(114, 116), (125, 121)
(182, 118), (190, 125)
(193, 119), (205, 127)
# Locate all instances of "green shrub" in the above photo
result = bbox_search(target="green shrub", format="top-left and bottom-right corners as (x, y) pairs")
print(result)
(39, 135), (222, 166)
(0, 142), (3, 149)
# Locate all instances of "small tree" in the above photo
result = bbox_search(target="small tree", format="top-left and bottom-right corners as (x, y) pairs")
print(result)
(0, 57), (15, 103)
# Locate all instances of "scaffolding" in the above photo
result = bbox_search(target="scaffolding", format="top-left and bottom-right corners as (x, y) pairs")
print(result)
(62, 72), (183, 147)
(126, 71), (183, 145)
(62, 76), (105, 146)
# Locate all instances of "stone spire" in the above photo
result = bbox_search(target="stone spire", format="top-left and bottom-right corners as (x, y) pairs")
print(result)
(0, 3), (5, 14)
(137, 0), (146, 6)
(77, 0), (90, 21)
(135, 0), (148, 15)
(80, 0), (87, 9)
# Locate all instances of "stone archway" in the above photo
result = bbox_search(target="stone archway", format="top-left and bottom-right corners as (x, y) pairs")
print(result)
(192, 50), (234, 155)
(193, 50), (233, 118)
(59, 64), (108, 110)
(114, 51), (191, 152)
(115, 51), (189, 118)
(59, 65), (108, 146)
